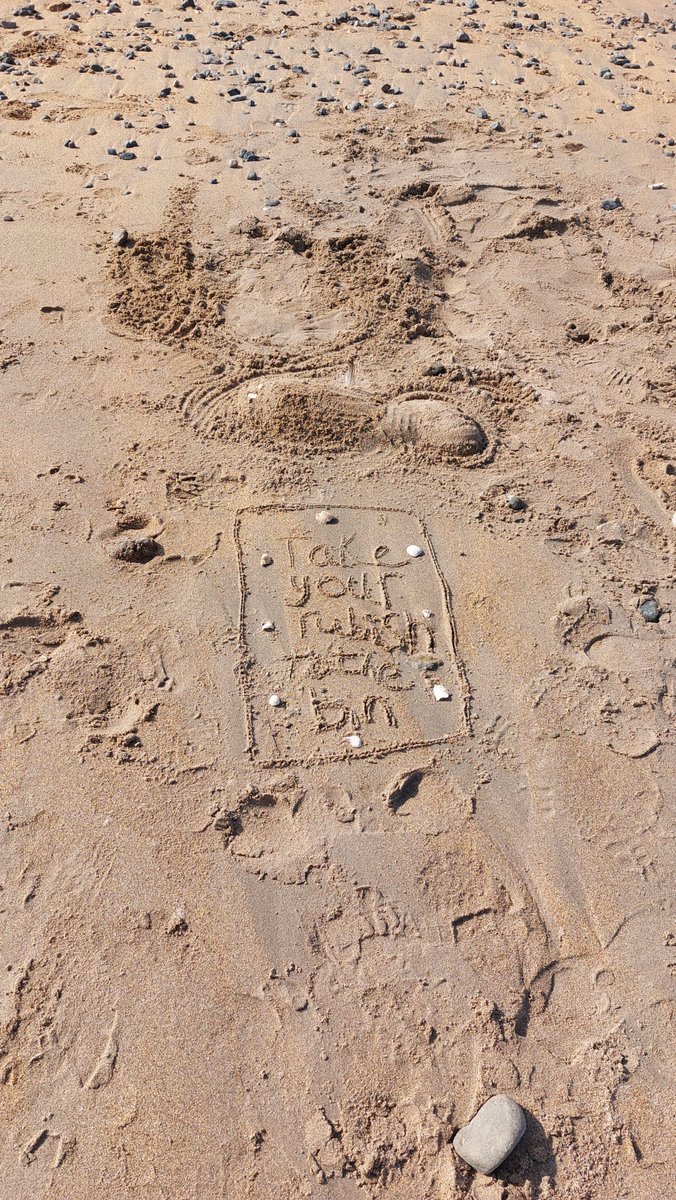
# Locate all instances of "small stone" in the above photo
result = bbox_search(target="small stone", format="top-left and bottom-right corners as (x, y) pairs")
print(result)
(111, 228), (128, 246)
(406, 544), (424, 558)
(347, 734), (363, 748)
(433, 684), (450, 702)
(262, 621), (275, 632)
(453, 1095), (526, 1175)
(506, 493), (527, 511)
(639, 598), (661, 623)
(421, 609), (433, 619)
(227, 157), (239, 168)
(268, 694), (281, 707)
(260, 553), (273, 567)
(601, 197), (622, 211)
(315, 510), (336, 524)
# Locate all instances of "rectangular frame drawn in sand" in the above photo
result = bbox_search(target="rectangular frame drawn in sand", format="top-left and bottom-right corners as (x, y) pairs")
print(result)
(234, 505), (471, 768)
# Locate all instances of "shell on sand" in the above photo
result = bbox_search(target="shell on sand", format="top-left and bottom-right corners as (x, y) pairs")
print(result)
(382, 393), (488, 460)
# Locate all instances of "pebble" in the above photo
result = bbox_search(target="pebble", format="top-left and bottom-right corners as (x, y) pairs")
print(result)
(453, 1095), (526, 1175)
(111, 227), (128, 246)
(346, 733), (363, 748)
(421, 609), (433, 619)
(260, 553), (273, 566)
(406, 544), (424, 558)
(268, 694), (282, 707)
(639, 598), (661, 623)
(315, 509), (336, 524)
(506, 493), (527, 511)
(433, 684), (451, 701)
(261, 621), (275, 632)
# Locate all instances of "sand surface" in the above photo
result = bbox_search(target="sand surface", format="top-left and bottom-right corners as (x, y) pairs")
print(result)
(1, 0), (675, 1196)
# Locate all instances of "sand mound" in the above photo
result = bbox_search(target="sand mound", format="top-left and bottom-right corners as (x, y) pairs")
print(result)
(108, 231), (228, 347)
(382, 391), (490, 463)
(107, 188), (233, 348)
(198, 381), (379, 452)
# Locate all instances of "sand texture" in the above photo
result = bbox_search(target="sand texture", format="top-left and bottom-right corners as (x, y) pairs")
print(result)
(1, 0), (675, 1197)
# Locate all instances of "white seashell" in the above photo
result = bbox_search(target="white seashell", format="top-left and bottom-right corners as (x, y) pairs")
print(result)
(433, 684), (451, 702)
(421, 609), (433, 619)
(247, 391), (258, 399)
(407, 544), (424, 558)
(316, 510), (336, 525)
(268, 694), (282, 707)
(347, 734), (363, 748)
(262, 621), (275, 632)
(260, 553), (273, 567)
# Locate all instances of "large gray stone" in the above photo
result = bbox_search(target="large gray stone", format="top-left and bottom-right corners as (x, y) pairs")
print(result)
(453, 1094), (526, 1174)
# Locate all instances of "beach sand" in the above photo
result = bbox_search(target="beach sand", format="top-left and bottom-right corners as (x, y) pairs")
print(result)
(1, 1), (674, 1196)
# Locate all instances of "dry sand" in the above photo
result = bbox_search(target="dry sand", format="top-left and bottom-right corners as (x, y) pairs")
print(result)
(1, 0), (675, 1196)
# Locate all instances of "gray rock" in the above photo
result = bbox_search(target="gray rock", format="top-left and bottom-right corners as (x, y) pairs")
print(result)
(506, 493), (527, 511)
(111, 228), (128, 246)
(453, 1095), (526, 1175)
(639, 598), (661, 623)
